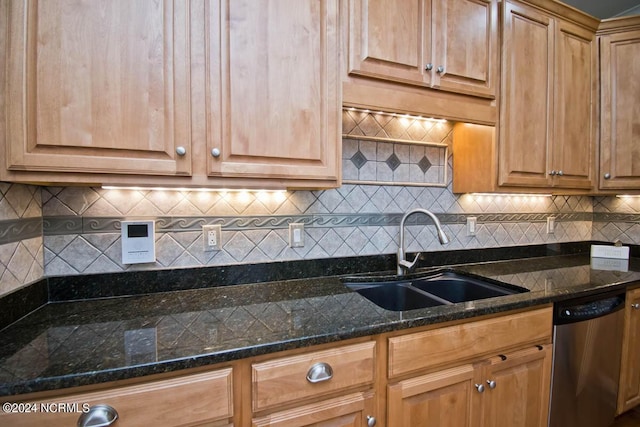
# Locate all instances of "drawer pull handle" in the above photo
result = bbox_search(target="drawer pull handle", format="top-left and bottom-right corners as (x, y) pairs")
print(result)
(306, 362), (333, 383)
(77, 404), (118, 427)
(176, 146), (187, 156)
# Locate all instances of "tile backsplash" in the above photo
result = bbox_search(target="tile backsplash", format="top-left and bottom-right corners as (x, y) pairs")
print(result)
(2, 112), (640, 297)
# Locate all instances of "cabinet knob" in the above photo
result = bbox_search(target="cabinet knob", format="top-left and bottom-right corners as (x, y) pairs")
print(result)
(425, 63), (434, 71)
(437, 66), (444, 74)
(475, 383), (485, 393)
(77, 404), (118, 427)
(176, 146), (187, 156)
(604, 173), (611, 180)
(632, 303), (640, 310)
(211, 148), (221, 158)
(487, 380), (497, 389)
(306, 362), (333, 383)
(367, 415), (377, 427)
(557, 170), (564, 176)
(549, 170), (557, 176)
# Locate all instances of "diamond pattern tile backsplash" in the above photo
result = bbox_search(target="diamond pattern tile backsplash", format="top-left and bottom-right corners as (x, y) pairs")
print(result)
(3, 133), (640, 296)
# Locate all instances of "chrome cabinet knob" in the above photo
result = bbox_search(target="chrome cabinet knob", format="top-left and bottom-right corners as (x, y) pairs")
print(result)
(487, 380), (497, 389)
(604, 173), (611, 179)
(77, 404), (118, 427)
(475, 383), (485, 393)
(632, 303), (640, 310)
(306, 362), (333, 383)
(549, 170), (557, 176)
(557, 170), (564, 176)
(437, 66), (444, 73)
(425, 63), (434, 71)
(211, 148), (221, 158)
(175, 146), (186, 156)
(367, 415), (377, 426)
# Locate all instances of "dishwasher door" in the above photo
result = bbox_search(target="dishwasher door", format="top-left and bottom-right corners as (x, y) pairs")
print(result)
(549, 291), (625, 427)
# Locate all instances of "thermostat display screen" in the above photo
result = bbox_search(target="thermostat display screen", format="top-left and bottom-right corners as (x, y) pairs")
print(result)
(127, 224), (149, 238)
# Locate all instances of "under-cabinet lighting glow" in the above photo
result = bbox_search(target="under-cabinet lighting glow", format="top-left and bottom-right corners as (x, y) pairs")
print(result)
(101, 186), (287, 193)
(616, 195), (640, 198)
(469, 193), (552, 198)
(344, 107), (447, 123)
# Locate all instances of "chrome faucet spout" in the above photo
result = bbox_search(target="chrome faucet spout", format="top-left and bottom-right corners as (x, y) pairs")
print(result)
(397, 208), (449, 275)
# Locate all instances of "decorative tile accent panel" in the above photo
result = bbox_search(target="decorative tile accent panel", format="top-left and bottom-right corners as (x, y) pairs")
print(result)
(592, 197), (640, 245)
(342, 109), (451, 187)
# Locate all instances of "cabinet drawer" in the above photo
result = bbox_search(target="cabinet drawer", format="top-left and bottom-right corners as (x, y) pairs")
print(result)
(252, 342), (376, 412)
(0, 369), (233, 427)
(388, 307), (552, 378)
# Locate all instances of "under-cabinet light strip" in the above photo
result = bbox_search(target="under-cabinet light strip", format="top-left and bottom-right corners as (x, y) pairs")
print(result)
(469, 193), (553, 198)
(344, 106), (448, 123)
(101, 186), (287, 193)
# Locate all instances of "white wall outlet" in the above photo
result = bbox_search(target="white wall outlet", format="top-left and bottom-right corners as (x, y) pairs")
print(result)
(203, 224), (222, 251)
(466, 216), (477, 236)
(546, 216), (556, 234)
(289, 223), (305, 248)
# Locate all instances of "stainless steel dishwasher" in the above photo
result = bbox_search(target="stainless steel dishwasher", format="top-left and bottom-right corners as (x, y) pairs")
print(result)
(549, 290), (625, 427)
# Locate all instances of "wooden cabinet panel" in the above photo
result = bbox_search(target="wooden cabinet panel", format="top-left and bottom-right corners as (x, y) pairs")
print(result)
(599, 30), (640, 190)
(480, 346), (552, 427)
(206, 0), (340, 181)
(388, 307), (552, 379)
(433, 0), (497, 97)
(387, 364), (477, 427)
(347, 0), (496, 98)
(252, 342), (375, 412)
(552, 20), (596, 189)
(348, 0), (431, 86)
(498, 1), (554, 188)
(4, 0), (191, 176)
(0, 369), (234, 427)
(618, 288), (640, 414)
(252, 391), (375, 427)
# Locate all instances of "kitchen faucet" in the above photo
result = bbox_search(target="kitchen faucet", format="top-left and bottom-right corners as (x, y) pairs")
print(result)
(397, 208), (450, 275)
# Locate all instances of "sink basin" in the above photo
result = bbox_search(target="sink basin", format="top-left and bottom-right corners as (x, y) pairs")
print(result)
(343, 270), (529, 311)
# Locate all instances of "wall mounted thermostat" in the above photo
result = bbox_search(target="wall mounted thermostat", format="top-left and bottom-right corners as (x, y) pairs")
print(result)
(121, 220), (156, 264)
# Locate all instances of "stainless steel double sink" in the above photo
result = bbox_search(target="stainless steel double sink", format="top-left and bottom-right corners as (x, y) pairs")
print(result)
(342, 269), (529, 311)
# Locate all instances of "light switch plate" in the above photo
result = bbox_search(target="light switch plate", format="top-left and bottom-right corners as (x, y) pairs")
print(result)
(466, 217), (477, 236)
(289, 223), (304, 248)
(546, 216), (556, 234)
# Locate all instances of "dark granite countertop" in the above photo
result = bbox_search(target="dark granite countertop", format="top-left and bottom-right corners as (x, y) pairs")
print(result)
(2, 251), (640, 397)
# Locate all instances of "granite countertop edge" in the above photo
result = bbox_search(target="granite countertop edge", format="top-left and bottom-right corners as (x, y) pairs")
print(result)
(2, 256), (639, 398)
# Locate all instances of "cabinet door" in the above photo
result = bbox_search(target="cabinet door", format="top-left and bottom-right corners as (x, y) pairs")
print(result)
(479, 346), (552, 427)
(4, 0), (191, 176)
(599, 30), (640, 190)
(552, 20), (596, 189)
(618, 288), (640, 414)
(498, 1), (553, 188)
(252, 391), (375, 427)
(347, 0), (432, 86)
(387, 364), (478, 427)
(206, 0), (340, 182)
(432, 0), (497, 98)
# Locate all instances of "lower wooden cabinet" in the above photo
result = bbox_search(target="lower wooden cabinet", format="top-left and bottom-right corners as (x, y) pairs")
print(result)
(617, 287), (640, 414)
(0, 369), (234, 427)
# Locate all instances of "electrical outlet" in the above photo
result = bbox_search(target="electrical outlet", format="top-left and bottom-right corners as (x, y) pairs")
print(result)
(547, 216), (556, 234)
(203, 224), (222, 251)
(289, 223), (305, 248)
(466, 216), (477, 236)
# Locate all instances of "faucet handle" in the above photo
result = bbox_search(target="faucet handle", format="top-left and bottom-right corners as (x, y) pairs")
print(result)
(399, 252), (421, 272)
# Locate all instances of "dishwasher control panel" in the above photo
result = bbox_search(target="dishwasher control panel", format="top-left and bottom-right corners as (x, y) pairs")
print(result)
(554, 292), (625, 325)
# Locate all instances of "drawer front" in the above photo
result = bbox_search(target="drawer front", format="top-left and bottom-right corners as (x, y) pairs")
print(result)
(388, 307), (553, 378)
(1, 369), (233, 427)
(252, 341), (376, 412)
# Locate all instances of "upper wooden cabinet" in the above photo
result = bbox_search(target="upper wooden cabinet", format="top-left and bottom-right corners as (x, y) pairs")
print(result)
(205, 0), (340, 182)
(453, 0), (598, 193)
(347, 0), (498, 99)
(0, 0), (341, 188)
(2, 0), (192, 177)
(599, 19), (640, 191)
(498, 0), (596, 190)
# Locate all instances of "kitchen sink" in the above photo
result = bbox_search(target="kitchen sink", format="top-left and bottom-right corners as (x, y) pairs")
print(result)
(343, 270), (529, 311)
